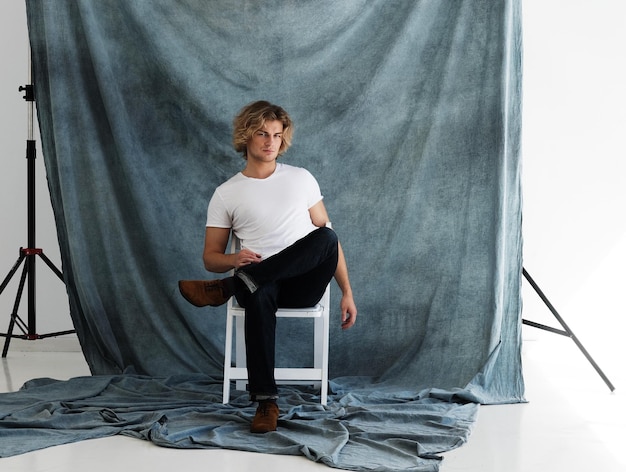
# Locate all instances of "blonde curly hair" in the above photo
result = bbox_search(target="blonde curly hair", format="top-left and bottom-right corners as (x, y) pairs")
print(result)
(232, 101), (294, 159)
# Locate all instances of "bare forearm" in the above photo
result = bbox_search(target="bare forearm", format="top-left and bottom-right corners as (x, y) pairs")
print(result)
(334, 241), (352, 297)
(203, 252), (236, 273)
(335, 240), (357, 329)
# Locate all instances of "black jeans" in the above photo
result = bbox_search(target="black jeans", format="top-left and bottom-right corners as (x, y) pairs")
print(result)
(235, 227), (338, 399)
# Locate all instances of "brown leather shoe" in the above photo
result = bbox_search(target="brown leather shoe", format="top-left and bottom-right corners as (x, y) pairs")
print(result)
(250, 401), (279, 433)
(178, 280), (230, 307)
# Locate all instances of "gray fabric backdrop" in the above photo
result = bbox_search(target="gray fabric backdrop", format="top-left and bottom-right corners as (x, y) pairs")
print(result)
(0, 1), (524, 469)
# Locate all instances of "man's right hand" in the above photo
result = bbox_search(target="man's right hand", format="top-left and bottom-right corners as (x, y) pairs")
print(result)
(235, 248), (262, 268)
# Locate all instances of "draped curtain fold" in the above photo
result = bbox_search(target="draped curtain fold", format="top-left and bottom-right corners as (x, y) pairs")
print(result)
(2, 0), (525, 468)
(27, 0), (523, 401)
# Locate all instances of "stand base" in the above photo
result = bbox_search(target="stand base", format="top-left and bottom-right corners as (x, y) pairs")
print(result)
(522, 267), (615, 392)
(0, 247), (75, 357)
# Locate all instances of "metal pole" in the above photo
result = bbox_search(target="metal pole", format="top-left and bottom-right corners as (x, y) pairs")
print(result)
(1, 45), (74, 355)
(24, 48), (37, 339)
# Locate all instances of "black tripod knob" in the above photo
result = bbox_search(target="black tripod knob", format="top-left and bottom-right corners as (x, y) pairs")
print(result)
(19, 84), (35, 102)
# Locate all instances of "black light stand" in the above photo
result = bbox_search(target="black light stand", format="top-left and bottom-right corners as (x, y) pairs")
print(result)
(522, 267), (615, 392)
(0, 58), (75, 357)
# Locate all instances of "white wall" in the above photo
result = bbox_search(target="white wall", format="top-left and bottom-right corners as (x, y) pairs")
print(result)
(521, 0), (626, 390)
(1, 2), (624, 386)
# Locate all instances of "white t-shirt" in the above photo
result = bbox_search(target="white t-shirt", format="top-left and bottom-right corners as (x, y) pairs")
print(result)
(206, 163), (323, 258)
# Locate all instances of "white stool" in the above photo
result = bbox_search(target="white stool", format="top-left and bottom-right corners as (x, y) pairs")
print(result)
(222, 237), (330, 405)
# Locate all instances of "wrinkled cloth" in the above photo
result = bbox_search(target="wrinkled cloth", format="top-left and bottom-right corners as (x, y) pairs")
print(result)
(0, 375), (478, 471)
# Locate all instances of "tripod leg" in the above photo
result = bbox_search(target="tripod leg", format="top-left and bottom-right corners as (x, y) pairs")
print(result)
(37, 251), (64, 282)
(2, 261), (29, 357)
(32, 251), (74, 338)
(0, 252), (27, 296)
(2, 315), (18, 358)
(522, 268), (615, 392)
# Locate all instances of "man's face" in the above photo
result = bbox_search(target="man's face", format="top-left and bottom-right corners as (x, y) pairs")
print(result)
(246, 120), (284, 164)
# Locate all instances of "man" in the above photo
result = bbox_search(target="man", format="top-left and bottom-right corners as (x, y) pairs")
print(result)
(179, 100), (357, 433)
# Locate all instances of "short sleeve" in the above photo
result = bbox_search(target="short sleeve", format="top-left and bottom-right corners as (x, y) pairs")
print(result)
(303, 169), (323, 209)
(206, 190), (232, 228)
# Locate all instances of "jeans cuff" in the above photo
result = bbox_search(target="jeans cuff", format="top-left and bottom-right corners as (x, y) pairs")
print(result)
(235, 270), (259, 294)
(251, 393), (279, 402)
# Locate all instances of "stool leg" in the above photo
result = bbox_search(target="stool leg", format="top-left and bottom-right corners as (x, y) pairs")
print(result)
(223, 309), (234, 404)
(235, 315), (247, 391)
(314, 290), (330, 405)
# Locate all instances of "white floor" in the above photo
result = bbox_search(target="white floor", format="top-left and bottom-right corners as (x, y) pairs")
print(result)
(0, 330), (624, 472)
